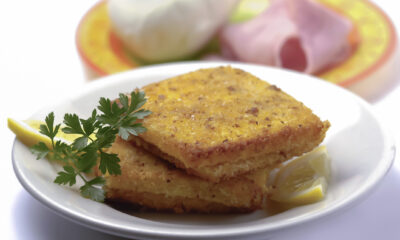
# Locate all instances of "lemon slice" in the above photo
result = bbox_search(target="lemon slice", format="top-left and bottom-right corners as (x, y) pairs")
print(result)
(270, 146), (330, 205)
(7, 118), (80, 148)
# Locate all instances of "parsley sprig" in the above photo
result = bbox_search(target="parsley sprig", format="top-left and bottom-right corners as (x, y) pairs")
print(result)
(30, 91), (151, 202)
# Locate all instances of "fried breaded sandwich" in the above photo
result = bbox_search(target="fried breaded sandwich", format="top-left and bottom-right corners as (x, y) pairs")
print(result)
(102, 137), (270, 213)
(129, 66), (330, 182)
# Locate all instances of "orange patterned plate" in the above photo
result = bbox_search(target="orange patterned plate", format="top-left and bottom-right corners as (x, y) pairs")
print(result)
(76, 0), (397, 98)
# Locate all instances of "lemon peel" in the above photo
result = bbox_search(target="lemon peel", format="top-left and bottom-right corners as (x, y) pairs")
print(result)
(7, 118), (79, 148)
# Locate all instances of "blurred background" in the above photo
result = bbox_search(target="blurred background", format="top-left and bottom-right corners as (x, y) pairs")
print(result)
(1, 0), (399, 239)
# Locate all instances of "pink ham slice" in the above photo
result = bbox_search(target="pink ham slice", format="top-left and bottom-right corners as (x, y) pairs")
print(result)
(218, 0), (353, 74)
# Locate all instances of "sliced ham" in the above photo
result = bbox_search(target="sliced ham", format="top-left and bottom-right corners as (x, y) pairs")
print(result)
(218, 0), (354, 74)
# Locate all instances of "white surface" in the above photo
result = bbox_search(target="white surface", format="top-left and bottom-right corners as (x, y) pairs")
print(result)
(0, 1), (399, 240)
(12, 62), (395, 239)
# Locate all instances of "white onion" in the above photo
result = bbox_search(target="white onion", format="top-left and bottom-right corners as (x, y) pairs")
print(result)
(108, 0), (239, 62)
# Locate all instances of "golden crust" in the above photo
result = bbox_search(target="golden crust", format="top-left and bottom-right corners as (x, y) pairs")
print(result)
(130, 66), (330, 181)
(132, 120), (329, 182)
(101, 137), (270, 213)
(106, 190), (258, 213)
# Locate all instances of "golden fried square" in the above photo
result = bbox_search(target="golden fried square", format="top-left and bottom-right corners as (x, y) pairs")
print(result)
(103, 137), (269, 213)
(130, 66), (330, 182)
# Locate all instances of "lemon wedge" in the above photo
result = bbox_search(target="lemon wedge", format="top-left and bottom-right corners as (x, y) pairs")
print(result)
(7, 118), (80, 148)
(270, 146), (330, 205)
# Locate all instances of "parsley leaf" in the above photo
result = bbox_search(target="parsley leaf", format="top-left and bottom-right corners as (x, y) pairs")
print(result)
(99, 151), (121, 175)
(119, 93), (129, 110)
(76, 148), (98, 173)
(98, 97), (112, 117)
(54, 166), (77, 186)
(62, 114), (84, 135)
(72, 136), (89, 150)
(95, 126), (117, 149)
(80, 110), (97, 136)
(30, 142), (49, 160)
(129, 91), (146, 112)
(39, 112), (61, 141)
(132, 109), (152, 119)
(119, 123), (147, 139)
(30, 90), (150, 202)
(80, 177), (105, 202)
(52, 141), (74, 163)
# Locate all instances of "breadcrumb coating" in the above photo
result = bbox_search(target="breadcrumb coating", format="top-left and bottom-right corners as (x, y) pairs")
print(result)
(101, 138), (270, 213)
(129, 66), (330, 182)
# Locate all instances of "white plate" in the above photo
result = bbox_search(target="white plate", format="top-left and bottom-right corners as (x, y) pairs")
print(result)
(12, 62), (395, 240)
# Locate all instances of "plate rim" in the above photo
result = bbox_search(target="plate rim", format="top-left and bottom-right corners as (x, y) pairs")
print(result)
(12, 62), (396, 239)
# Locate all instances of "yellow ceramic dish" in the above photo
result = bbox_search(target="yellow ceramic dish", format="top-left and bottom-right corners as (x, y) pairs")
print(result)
(76, 0), (397, 90)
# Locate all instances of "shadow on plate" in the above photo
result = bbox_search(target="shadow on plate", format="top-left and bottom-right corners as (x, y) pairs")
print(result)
(12, 191), (128, 240)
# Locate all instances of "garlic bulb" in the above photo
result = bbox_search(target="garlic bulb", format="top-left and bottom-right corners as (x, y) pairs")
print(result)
(108, 0), (239, 62)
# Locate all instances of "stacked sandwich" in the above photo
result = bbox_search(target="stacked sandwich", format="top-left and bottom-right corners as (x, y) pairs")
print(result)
(102, 66), (330, 213)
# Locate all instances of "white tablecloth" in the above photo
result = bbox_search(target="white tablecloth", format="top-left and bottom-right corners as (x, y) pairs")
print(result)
(1, 1), (399, 239)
